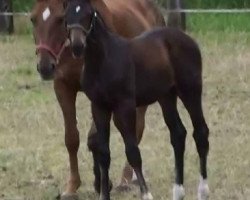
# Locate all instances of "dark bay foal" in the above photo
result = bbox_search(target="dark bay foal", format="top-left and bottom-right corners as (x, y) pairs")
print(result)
(66, 1), (209, 200)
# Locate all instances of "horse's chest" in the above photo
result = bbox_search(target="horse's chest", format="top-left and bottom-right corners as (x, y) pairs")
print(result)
(81, 73), (118, 106)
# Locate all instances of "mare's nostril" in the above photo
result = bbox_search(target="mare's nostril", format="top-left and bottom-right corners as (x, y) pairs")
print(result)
(37, 64), (40, 72)
(51, 63), (56, 71)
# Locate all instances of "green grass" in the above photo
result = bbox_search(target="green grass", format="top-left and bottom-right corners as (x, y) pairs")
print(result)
(0, 29), (250, 199)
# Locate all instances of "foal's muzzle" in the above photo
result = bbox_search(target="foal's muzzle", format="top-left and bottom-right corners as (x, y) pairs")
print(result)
(69, 28), (86, 59)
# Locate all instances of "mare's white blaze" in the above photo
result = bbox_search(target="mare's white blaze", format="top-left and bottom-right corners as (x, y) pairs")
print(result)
(142, 192), (153, 200)
(198, 177), (209, 200)
(42, 7), (51, 21)
(76, 5), (81, 13)
(173, 184), (185, 200)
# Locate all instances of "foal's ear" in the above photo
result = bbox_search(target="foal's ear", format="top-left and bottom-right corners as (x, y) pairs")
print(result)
(57, 0), (68, 9)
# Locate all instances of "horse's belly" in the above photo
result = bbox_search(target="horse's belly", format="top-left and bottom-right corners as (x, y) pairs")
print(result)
(135, 72), (174, 106)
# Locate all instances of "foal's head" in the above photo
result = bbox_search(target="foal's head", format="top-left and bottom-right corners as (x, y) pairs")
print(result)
(31, 0), (67, 80)
(66, 0), (95, 58)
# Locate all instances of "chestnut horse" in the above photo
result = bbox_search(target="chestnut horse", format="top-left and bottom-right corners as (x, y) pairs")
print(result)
(66, 0), (210, 200)
(30, 0), (165, 199)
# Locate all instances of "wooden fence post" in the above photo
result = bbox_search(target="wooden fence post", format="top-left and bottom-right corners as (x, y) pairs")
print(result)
(167, 0), (186, 31)
(0, 0), (14, 34)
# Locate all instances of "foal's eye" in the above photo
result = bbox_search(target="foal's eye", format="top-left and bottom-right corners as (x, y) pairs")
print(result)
(63, 1), (68, 9)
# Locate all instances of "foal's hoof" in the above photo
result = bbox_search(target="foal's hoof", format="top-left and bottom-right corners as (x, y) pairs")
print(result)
(60, 193), (79, 200)
(116, 183), (132, 192)
(94, 180), (113, 194)
(173, 184), (185, 200)
(198, 178), (209, 200)
(142, 192), (153, 200)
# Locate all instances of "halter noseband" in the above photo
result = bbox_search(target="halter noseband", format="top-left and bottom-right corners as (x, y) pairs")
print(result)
(36, 39), (70, 64)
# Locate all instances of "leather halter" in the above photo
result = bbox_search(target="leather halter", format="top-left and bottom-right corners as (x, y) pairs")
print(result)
(66, 11), (97, 35)
(36, 39), (70, 64)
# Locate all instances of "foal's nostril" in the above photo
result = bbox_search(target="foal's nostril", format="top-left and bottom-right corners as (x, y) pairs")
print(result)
(72, 43), (85, 58)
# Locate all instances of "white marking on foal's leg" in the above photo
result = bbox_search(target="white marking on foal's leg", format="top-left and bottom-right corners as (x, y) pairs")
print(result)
(42, 7), (51, 21)
(198, 177), (209, 200)
(142, 192), (153, 200)
(132, 169), (137, 182)
(173, 184), (185, 200)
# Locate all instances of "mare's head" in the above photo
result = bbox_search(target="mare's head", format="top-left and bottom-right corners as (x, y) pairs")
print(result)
(31, 0), (67, 80)
(66, 0), (95, 58)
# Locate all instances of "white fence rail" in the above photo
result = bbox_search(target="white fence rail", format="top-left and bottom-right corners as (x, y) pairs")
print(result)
(1, 9), (250, 16)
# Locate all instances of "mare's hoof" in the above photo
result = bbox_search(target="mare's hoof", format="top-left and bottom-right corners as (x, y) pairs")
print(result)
(60, 193), (79, 200)
(116, 183), (132, 192)
(131, 179), (140, 186)
(94, 180), (113, 194)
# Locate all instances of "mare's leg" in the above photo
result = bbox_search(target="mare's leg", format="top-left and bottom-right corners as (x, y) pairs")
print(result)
(178, 85), (209, 200)
(54, 80), (81, 199)
(114, 100), (152, 200)
(91, 103), (112, 200)
(87, 121), (112, 193)
(118, 106), (148, 189)
(158, 89), (187, 200)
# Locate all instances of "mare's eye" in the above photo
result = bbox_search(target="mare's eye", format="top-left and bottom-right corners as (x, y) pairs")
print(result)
(3, 4), (9, 11)
(30, 16), (37, 25)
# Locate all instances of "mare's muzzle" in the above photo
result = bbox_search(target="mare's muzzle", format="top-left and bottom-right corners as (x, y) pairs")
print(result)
(37, 50), (56, 80)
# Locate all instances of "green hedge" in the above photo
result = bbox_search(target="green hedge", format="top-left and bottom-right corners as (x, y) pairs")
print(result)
(186, 0), (250, 8)
(13, 0), (35, 12)
(12, 0), (250, 11)
(158, 0), (250, 8)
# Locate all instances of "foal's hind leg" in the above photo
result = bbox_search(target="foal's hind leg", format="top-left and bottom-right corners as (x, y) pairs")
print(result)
(54, 81), (81, 199)
(179, 88), (209, 200)
(114, 100), (152, 200)
(118, 106), (148, 190)
(159, 89), (187, 200)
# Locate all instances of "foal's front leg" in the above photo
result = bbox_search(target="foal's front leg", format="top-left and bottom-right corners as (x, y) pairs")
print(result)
(54, 81), (81, 199)
(91, 103), (112, 200)
(114, 100), (152, 200)
(87, 121), (113, 194)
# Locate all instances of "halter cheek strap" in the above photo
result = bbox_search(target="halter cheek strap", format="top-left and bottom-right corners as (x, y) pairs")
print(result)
(67, 11), (97, 35)
(36, 39), (70, 64)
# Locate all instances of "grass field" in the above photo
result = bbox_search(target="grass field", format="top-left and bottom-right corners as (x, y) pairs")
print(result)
(1, 21), (250, 200)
